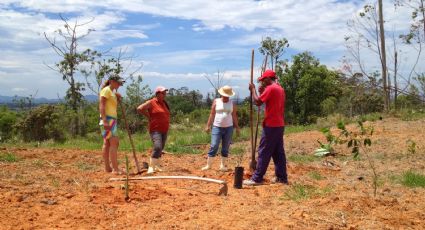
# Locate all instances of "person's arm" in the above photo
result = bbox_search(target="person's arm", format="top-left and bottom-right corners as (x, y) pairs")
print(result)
(249, 83), (263, 106)
(137, 100), (152, 119)
(204, 100), (216, 133)
(99, 96), (110, 129)
(232, 103), (240, 136)
(115, 92), (122, 102)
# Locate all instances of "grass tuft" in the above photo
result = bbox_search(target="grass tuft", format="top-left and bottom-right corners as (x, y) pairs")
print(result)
(308, 171), (323, 180)
(282, 183), (332, 201)
(288, 154), (319, 164)
(0, 151), (19, 162)
(401, 170), (425, 188)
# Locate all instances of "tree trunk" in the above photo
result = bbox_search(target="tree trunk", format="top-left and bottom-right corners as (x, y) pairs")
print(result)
(378, 0), (389, 110)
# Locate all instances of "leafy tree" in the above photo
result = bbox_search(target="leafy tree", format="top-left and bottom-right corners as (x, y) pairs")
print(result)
(123, 76), (151, 133)
(280, 52), (340, 124)
(259, 37), (289, 70)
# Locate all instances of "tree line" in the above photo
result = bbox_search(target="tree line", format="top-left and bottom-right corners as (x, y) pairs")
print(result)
(2, 1), (425, 143)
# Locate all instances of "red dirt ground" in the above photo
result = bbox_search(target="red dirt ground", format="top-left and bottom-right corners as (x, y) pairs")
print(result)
(1, 118), (425, 229)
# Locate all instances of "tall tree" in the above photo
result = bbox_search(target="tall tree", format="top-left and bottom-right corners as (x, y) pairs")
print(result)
(280, 52), (341, 124)
(378, 0), (390, 110)
(345, 3), (391, 110)
(259, 37), (289, 71)
(204, 70), (226, 98)
(44, 15), (95, 135)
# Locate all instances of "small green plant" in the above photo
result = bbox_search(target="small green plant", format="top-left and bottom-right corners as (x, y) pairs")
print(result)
(406, 139), (416, 156)
(51, 178), (60, 188)
(0, 151), (19, 162)
(316, 120), (378, 196)
(401, 170), (425, 188)
(314, 122), (348, 156)
(308, 171), (323, 180)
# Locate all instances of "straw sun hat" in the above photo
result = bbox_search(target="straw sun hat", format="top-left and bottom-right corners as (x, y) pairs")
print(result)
(218, 85), (235, 97)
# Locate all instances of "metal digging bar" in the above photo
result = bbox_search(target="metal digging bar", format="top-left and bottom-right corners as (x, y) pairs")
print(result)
(109, 176), (228, 196)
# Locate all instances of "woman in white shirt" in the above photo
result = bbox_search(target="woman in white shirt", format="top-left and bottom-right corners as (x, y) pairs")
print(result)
(202, 85), (240, 171)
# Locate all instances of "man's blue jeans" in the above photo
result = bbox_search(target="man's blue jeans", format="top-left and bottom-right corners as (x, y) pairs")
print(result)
(207, 126), (234, 157)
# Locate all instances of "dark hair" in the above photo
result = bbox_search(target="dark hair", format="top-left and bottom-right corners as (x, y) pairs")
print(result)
(101, 80), (110, 89)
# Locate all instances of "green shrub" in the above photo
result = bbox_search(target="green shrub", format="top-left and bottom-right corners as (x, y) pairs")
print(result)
(0, 106), (17, 141)
(14, 105), (66, 142)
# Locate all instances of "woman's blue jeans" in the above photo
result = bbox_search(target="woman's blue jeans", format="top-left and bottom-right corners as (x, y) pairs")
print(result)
(207, 126), (234, 157)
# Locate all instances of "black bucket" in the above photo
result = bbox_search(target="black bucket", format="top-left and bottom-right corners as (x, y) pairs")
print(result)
(233, 166), (244, 189)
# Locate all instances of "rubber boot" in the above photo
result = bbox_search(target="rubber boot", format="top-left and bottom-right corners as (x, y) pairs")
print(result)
(219, 156), (228, 171)
(147, 157), (156, 174)
(201, 156), (214, 171)
(153, 158), (163, 172)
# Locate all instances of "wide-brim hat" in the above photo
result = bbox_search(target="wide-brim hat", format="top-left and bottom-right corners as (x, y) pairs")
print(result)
(258, 69), (276, 81)
(218, 85), (235, 97)
(108, 74), (125, 85)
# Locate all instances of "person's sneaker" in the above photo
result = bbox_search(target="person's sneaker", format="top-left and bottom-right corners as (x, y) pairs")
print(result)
(243, 179), (262, 186)
(271, 177), (288, 184)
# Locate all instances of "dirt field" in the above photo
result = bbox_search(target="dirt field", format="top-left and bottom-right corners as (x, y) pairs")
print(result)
(1, 118), (425, 229)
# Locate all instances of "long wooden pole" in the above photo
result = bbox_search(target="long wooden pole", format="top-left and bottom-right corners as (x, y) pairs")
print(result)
(253, 55), (268, 158)
(249, 49), (257, 172)
(119, 101), (142, 174)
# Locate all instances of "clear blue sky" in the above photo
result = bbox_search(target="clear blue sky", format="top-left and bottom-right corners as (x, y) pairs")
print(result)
(0, 0), (421, 99)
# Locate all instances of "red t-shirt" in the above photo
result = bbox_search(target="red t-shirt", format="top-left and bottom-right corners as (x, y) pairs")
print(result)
(259, 82), (285, 127)
(148, 98), (170, 133)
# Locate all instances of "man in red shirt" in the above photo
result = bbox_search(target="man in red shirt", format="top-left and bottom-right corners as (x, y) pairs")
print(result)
(244, 70), (288, 185)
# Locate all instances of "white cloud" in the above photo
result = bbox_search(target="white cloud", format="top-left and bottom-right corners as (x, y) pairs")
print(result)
(12, 87), (27, 92)
(1, 0), (423, 98)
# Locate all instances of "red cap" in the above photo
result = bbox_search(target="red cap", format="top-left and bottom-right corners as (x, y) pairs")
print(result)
(258, 69), (276, 81)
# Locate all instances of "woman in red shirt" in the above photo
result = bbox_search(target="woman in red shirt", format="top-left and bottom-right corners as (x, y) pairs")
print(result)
(137, 86), (170, 174)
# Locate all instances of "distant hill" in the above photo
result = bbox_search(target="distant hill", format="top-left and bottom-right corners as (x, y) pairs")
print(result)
(0, 95), (98, 105)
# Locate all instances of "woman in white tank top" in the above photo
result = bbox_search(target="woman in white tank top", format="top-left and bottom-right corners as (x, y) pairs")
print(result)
(202, 85), (240, 171)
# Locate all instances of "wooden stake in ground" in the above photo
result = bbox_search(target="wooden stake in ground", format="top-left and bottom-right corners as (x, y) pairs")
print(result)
(119, 101), (142, 174)
(249, 49), (257, 172)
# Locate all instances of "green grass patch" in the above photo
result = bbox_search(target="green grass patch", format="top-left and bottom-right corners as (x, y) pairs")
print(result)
(282, 183), (332, 201)
(285, 124), (317, 134)
(308, 171), (323, 180)
(401, 170), (425, 188)
(288, 154), (319, 164)
(0, 151), (19, 162)
(165, 143), (201, 155)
